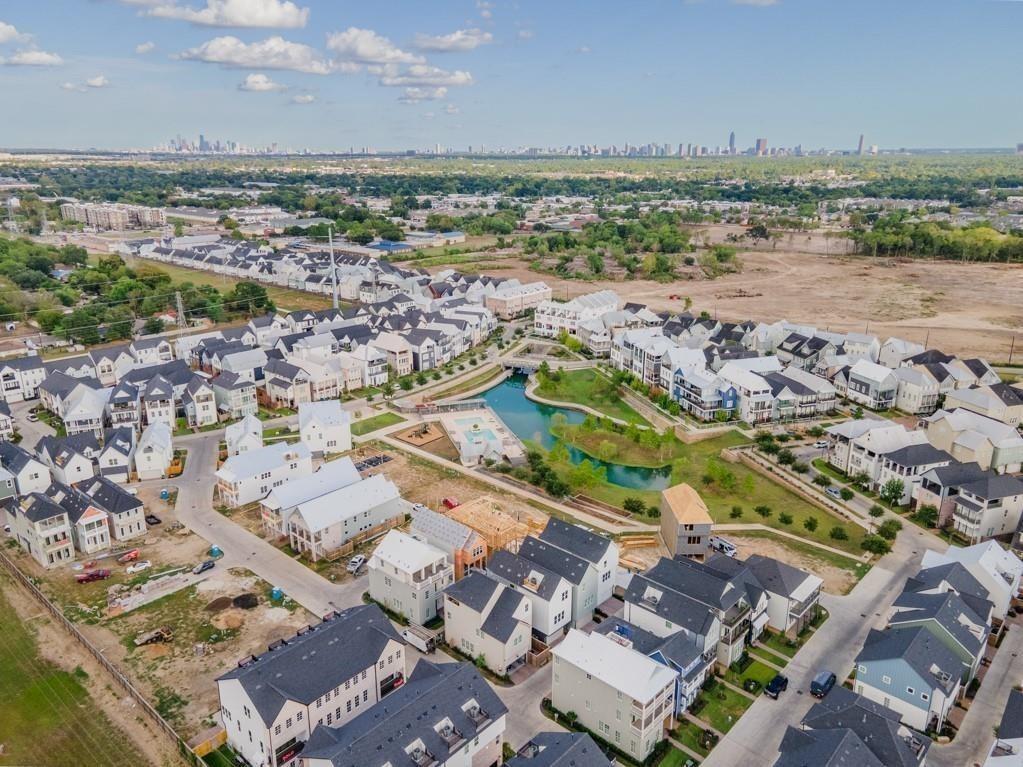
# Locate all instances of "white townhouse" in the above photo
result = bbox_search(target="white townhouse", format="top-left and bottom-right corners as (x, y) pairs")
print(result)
(215, 442), (313, 508)
(552, 629), (678, 762)
(744, 555), (823, 638)
(537, 517), (619, 608)
(75, 475), (148, 542)
(216, 604), (405, 767)
(894, 367), (941, 415)
(297, 401), (351, 457)
(443, 570), (532, 677)
(225, 414), (264, 456)
(951, 474), (1023, 544)
(485, 281), (552, 319)
(837, 359), (899, 411)
(487, 549), (573, 644)
(135, 422), (174, 480)
(921, 542), (1023, 621)
(0, 356), (46, 403)
(0, 441), (52, 496)
(533, 290), (620, 338)
(5, 492), (75, 568)
(260, 459), (363, 539)
(368, 530), (454, 625)
(717, 362), (773, 425)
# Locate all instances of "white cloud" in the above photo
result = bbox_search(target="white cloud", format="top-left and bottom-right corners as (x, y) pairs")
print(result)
(576, 45), (591, 54)
(0, 21), (28, 44)
(517, 29), (534, 40)
(60, 75), (108, 92)
(398, 86), (448, 103)
(86, 75), (110, 88)
(290, 93), (314, 104)
(378, 63), (472, 88)
(2, 49), (63, 67)
(239, 72), (285, 91)
(444, 103), (459, 115)
(476, 1), (494, 19)
(135, 41), (157, 54)
(60, 82), (85, 92)
(413, 28), (492, 52)
(179, 35), (331, 74)
(326, 27), (422, 66)
(144, 0), (309, 28)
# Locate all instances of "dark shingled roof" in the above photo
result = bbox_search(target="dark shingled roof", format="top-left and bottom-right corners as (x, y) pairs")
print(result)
(507, 732), (613, 767)
(518, 536), (588, 586)
(774, 725), (885, 767)
(856, 627), (961, 695)
(444, 570), (500, 613)
(998, 689), (1023, 741)
(537, 517), (612, 566)
(487, 549), (564, 601)
(745, 554), (817, 598)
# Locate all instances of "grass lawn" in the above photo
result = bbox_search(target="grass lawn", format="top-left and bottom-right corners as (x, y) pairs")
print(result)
(535, 368), (649, 425)
(811, 458), (850, 485)
(673, 720), (712, 757)
(542, 425), (866, 554)
(759, 630), (802, 659)
(748, 646), (789, 668)
(0, 576), (146, 766)
(695, 682), (753, 734)
(656, 746), (694, 767)
(352, 412), (406, 436)
(722, 659), (779, 693)
(429, 366), (505, 399)
(203, 746), (238, 767)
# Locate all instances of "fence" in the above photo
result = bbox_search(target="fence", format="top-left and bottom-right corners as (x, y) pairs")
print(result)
(0, 549), (201, 767)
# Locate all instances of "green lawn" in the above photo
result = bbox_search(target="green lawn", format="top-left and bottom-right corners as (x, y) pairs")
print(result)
(352, 412), (406, 436)
(748, 646), (789, 668)
(428, 366), (506, 399)
(722, 659), (779, 693)
(673, 720), (712, 757)
(694, 682), (753, 733)
(656, 746), (695, 767)
(542, 425), (866, 554)
(0, 576), (146, 766)
(811, 458), (850, 485)
(203, 746), (238, 767)
(535, 368), (649, 425)
(759, 630), (802, 659)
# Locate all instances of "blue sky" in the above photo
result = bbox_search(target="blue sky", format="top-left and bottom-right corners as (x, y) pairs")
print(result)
(0, 0), (1020, 151)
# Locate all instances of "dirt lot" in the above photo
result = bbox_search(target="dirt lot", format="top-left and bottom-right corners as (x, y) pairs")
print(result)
(724, 533), (864, 595)
(432, 249), (1023, 360)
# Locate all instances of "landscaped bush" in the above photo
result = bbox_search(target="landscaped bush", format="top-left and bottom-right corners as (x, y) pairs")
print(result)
(754, 505), (772, 518)
(829, 526), (849, 541)
(813, 474), (832, 487)
(804, 517), (819, 532)
(876, 518), (903, 541)
(730, 505), (743, 519)
(840, 487), (854, 501)
(778, 512), (793, 525)
(861, 535), (891, 555)
(869, 504), (885, 518)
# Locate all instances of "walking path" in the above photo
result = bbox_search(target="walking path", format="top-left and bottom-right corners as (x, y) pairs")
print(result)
(712, 523), (871, 561)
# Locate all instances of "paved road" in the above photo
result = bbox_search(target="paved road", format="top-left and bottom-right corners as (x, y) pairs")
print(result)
(702, 527), (947, 766)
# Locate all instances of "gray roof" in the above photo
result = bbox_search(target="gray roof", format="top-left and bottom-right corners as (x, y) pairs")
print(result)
(215, 604), (401, 726)
(487, 549), (563, 601)
(856, 627), (961, 695)
(890, 590), (989, 656)
(882, 443), (950, 468)
(774, 726), (885, 767)
(959, 474), (1023, 501)
(922, 461), (988, 488)
(624, 572), (719, 638)
(538, 517), (612, 565)
(300, 661), (508, 767)
(998, 689), (1023, 741)
(642, 557), (745, 612)
(74, 476), (143, 518)
(904, 562), (992, 617)
(594, 619), (706, 682)
(802, 686), (929, 767)
(0, 441), (41, 473)
(744, 554), (816, 598)
(19, 492), (67, 524)
(410, 507), (478, 553)
(518, 536), (588, 586)
(480, 587), (527, 643)
(507, 733), (613, 767)
(39, 371), (101, 399)
(444, 570), (500, 613)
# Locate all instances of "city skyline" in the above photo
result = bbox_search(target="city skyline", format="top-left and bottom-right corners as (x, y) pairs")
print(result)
(0, 0), (1021, 151)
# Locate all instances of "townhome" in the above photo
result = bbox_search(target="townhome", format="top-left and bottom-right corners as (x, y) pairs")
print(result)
(921, 542), (1023, 621)
(517, 536), (597, 628)
(216, 604), (405, 767)
(443, 570), (532, 676)
(951, 474), (1023, 543)
(744, 554), (823, 637)
(135, 422), (174, 480)
(259, 460), (361, 541)
(836, 359), (899, 410)
(888, 589), (989, 682)
(717, 363), (773, 424)
(215, 442), (313, 508)
(35, 434), (99, 486)
(0, 401), (15, 440)
(212, 371), (258, 419)
(403, 329), (442, 371)
(874, 443), (953, 505)
(39, 371), (103, 418)
(486, 549), (573, 644)
(827, 421), (927, 483)
(893, 367), (941, 415)
(551, 629), (678, 762)
(183, 376), (218, 428)
(44, 357), (97, 381)
(853, 626), (962, 732)
(537, 517), (619, 607)
(534, 290), (620, 338)
(0, 441), (52, 495)
(485, 281), (552, 319)
(5, 492), (75, 568)
(106, 381), (141, 431)
(0, 355), (45, 402)
(89, 345), (135, 386)
(983, 689), (1023, 767)
(622, 566), (721, 663)
(225, 414), (263, 456)
(142, 375), (177, 428)
(945, 383), (1023, 427)
(879, 337), (925, 368)
(660, 482), (713, 561)
(341, 344), (388, 389)
(300, 660), (507, 767)
(74, 475), (147, 542)
(594, 620), (712, 716)
(410, 506), (487, 580)
(924, 408), (1023, 474)
(368, 332), (413, 377)
(130, 337), (174, 366)
(913, 461), (990, 527)
(775, 687), (929, 767)
(368, 530), (454, 625)
(507, 733), (613, 767)
(671, 364), (736, 421)
(298, 401), (351, 457)
(287, 474), (405, 562)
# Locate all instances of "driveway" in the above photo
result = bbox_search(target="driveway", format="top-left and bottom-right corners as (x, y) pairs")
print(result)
(702, 527), (947, 766)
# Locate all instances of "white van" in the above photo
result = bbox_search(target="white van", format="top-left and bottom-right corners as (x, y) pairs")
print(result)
(708, 536), (738, 557)
(401, 626), (437, 654)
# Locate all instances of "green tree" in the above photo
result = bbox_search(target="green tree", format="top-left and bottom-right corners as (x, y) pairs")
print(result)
(869, 505), (886, 518)
(778, 512), (793, 525)
(804, 517), (819, 532)
(143, 317), (165, 335)
(880, 478), (906, 507)
(623, 497), (646, 515)
(829, 526), (849, 541)
(839, 487), (854, 501)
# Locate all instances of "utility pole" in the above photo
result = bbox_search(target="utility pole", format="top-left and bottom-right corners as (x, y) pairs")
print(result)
(328, 226), (339, 311)
(175, 291), (187, 328)
(1009, 335), (1016, 365)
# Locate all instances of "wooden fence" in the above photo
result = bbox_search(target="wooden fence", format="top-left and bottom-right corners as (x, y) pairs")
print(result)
(0, 549), (201, 767)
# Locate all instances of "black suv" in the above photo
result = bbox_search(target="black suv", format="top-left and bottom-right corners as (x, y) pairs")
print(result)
(765, 674), (789, 699)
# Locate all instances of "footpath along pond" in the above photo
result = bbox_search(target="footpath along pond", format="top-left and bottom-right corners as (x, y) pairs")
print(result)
(480, 375), (672, 491)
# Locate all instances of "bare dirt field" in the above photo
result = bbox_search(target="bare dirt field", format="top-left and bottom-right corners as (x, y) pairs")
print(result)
(443, 250), (1023, 360)
(724, 533), (862, 595)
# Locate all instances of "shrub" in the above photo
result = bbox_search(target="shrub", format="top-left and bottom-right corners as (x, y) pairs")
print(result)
(754, 505), (772, 518)
(813, 474), (831, 487)
(840, 487), (854, 501)
(623, 497), (646, 515)
(792, 461), (809, 474)
(730, 506), (743, 519)
(877, 518), (902, 541)
(779, 512), (793, 525)
(869, 505), (885, 518)
(913, 504), (939, 528)
(776, 449), (796, 465)
(829, 526), (849, 541)
(646, 505), (661, 518)
(861, 535), (892, 555)
(804, 517), (819, 532)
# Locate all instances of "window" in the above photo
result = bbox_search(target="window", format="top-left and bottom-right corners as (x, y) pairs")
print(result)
(275, 725), (282, 736)
(921, 692), (929, 701)
(857, 665), (866, 674)
(362, 690), (368, 702)
(347, 700), (352, 713)
(906, 687), (914, 696)
(881, 675), (891, 686)
(296, 712), (303, 722)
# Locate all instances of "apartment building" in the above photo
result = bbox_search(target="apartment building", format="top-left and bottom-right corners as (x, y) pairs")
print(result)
(533, 290), (620, 338)
(368, 530), (454, 625)
(551, 629), (678, 762)
(951, 475), (1023, 543)
(216, 604), (404, 767)
(215, 442), (313, 508)
(485, 281), (552, 319)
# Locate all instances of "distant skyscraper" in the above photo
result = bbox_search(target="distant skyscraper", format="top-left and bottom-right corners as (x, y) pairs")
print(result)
(728, 131), (736, 154)
(857, 134), (865, 155)
(1017, 143), (1023, 156)
(755, 138), (768, 156)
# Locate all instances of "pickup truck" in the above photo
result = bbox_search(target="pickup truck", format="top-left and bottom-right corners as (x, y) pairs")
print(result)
(76, 569), (111, 583)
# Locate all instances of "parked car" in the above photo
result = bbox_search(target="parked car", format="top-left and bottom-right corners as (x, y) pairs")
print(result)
(708, 536), (738, 557)
(75, 569), (111, 583)
(193, 560), (215, 575)
(347, 554), (366, 574)
(126, 560), (151, 574)
(814, 440), (829, 449)
(26, 412), (39, 422)
(825, 487), (842, 500)
(765, 674), (789, 699)
(412, 503), (429, 513)
(810, 670), (837, 698)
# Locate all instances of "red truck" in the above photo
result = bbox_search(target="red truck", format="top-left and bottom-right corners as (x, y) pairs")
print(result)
(442, 497), (460, 509)
(75, 569), (111, 584)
